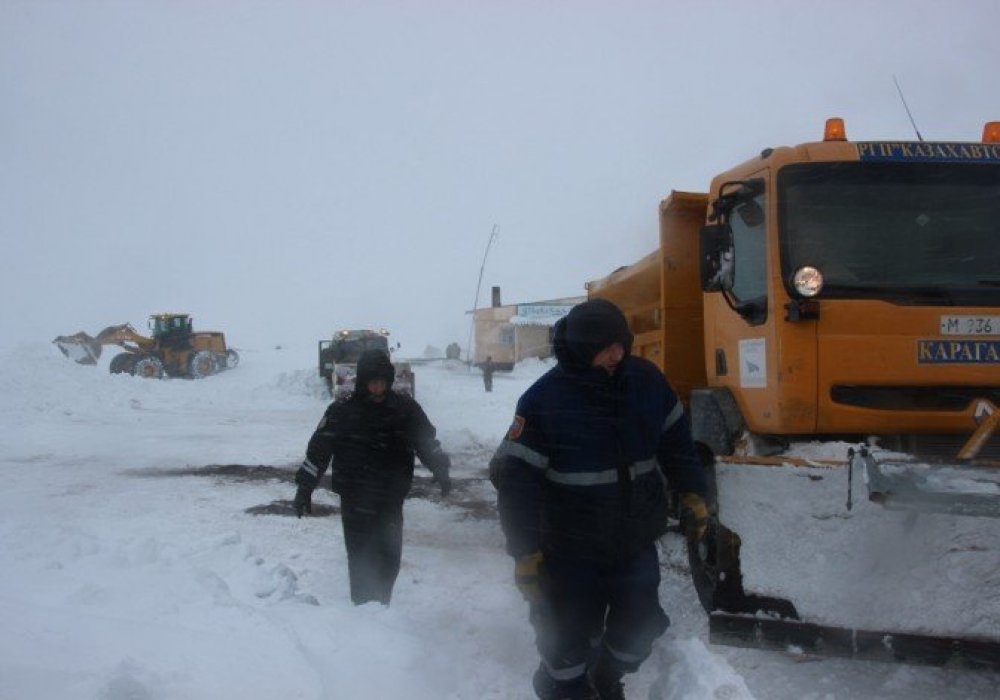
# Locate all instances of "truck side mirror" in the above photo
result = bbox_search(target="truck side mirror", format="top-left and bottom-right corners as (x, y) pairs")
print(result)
(700, 224), (735, 292)
(736, 199), (764, 228)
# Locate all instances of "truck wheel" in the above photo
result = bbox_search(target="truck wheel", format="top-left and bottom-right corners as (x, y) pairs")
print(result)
(687, 444), (744, 613)
(189, 350), (216, 379)
(225, 349), (240, 369)
(109, 353), (136, 375)
(685, 447), (799, 620)
(132, 356), (164, 379)
(687, 516), (745, 613)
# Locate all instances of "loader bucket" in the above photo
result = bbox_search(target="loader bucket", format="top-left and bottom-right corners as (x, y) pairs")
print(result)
(53, 333), (102, 365)
(852, 447), (1000, 519)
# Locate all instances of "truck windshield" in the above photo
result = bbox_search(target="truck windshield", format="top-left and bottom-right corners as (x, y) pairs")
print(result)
(333, 336), (389, 363)
(778, 161), (1000, 305)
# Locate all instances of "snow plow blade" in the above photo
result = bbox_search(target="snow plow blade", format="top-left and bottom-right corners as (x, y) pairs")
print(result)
(53, 332), (102, 365)
(852, 404), (1000, 519)
(862, 455), (1000, 518)
(710, 611), (1000, 670)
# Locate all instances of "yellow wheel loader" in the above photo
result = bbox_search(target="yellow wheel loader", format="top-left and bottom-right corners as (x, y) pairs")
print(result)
(587, 119), (1000, 670)
(54, 313), (238, 379)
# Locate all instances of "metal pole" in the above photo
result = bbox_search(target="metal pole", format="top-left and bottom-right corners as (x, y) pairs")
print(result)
(467, 224), (499, 368)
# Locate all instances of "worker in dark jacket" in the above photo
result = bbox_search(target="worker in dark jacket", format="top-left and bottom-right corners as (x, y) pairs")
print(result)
(294, 349), (451, 605)
(479, 355), (497, 392)
(491, 299), (708, 700)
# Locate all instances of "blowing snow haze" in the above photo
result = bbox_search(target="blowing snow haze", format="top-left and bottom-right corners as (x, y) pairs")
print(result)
(2, 0), (999, 353)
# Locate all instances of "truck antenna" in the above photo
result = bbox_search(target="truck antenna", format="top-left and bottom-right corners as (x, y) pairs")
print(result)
(893, 75), (924, 142)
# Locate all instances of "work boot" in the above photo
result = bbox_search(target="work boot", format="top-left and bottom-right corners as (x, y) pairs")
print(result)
(588, 661), (625, 700)
(590, 675), (624, 700)
(532, 667), (599, 700)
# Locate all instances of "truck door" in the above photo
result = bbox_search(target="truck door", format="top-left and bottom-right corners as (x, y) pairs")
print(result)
(703, 170), (786, 433)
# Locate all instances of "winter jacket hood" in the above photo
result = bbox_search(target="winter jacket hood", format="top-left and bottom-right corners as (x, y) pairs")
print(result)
(553, 299), (634, 373)
(354, 349), (395, 397)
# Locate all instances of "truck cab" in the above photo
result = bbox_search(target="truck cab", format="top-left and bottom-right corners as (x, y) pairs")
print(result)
(318, 329), (414, 399)
(697, 119), (1000, 456)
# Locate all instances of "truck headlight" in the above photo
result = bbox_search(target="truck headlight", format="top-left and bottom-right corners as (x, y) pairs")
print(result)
(792, 266), (824, 297)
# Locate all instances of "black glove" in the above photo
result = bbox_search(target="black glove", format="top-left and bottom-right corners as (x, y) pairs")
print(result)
(295, 462), (319, 491)
(431, 453), (451, 497)
(293, 486), (313, 518)
(438, 472), (452, 498)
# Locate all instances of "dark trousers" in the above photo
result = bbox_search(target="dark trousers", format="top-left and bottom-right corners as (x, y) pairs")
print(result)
(340, 497), (404, 605)
(483, 374), (494, 392)
(531, 544), (669, 696)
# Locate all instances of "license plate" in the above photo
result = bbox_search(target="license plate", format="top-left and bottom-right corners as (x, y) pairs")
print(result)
(939, 315), (1000, 336)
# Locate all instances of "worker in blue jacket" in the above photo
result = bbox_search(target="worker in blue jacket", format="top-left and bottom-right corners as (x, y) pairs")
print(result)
(490, 299), (708, 700)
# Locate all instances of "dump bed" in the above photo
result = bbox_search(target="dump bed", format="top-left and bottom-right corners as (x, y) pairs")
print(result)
(587, 190), (708, 403)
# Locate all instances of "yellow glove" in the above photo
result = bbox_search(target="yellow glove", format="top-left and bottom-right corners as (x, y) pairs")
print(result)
(514, 551), (545, 604)
(679, 492), (709, 543)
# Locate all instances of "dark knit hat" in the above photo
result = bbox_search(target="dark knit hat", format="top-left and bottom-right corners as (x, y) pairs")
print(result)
(552, 299), (633, 371)
(355, 349), (395, 392)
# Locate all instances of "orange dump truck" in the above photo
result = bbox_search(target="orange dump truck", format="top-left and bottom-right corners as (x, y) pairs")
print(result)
(587, 119), (1000, 668)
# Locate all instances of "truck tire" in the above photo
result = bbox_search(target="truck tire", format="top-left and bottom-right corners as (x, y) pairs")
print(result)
(683, 449), (743, 613)
(685, 447), (799, 620)
(109, 353), (136, 375)
(688, 512), (746, 614)
(189, 350), (216, 379)
(690, 388), (745, 457)
(132, 355), (164, 379)
(224, 349), (240, 369)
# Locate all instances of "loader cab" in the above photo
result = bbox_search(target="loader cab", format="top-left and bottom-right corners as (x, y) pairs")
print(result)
(150, 314), (193, 340)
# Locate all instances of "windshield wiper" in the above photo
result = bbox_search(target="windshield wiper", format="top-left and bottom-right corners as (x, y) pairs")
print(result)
(977, 280), (1000, 287)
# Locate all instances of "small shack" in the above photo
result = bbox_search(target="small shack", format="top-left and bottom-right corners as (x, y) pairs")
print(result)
(471, 287), (584, 369)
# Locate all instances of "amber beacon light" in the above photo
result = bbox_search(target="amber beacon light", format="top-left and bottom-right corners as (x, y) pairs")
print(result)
(823, 117), (847, 141)
(983, 121), (1000, 144)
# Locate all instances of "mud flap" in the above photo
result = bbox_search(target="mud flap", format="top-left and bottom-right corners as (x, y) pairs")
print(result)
(710, 611), (1000, 670)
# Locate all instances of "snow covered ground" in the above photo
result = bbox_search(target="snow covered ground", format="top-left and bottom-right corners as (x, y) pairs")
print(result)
(1, 342), (998, 699)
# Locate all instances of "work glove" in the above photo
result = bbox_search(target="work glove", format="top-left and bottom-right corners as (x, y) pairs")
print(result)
(679, 492), (709, 543)
(431, 454), (452, 497)
(437, 472), (452, 498)
(514, 551), (545, 605)
(295, 462), (319, 491)
(293, 486), (313, 518)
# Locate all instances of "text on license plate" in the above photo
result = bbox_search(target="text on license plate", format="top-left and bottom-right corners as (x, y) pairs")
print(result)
(939, 315), (1000, 336)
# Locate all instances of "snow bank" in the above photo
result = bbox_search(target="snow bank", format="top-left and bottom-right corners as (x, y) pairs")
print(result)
(1, 342), (997, 699)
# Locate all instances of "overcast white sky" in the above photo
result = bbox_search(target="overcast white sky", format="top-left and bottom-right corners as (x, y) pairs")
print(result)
(3, 0), (999, 354)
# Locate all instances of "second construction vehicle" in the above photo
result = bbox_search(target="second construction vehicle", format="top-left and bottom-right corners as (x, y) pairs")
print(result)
(587, 118), (1000, 668)
(54, 313), (238, 379)
(318, 328), (414, 399)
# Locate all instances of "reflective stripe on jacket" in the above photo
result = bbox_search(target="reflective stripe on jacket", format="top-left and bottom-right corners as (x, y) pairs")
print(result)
(492, 355), (705, 562)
